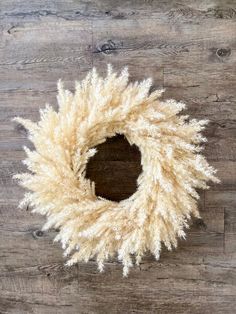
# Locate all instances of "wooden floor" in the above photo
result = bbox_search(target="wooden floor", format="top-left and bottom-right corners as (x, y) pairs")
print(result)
(0, 1), (236, 313)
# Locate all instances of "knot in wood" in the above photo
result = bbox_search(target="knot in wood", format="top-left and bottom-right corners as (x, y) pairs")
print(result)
(216, 48), (231, 58)
(99, 40), (117, 54)
(33, 230), (44, 239)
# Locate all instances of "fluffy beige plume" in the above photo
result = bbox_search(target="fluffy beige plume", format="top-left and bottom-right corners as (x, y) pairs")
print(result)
(14, 65), (219, 276)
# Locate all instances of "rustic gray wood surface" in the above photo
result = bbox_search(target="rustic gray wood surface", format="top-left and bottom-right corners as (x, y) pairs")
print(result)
(0, 1), (236, 313)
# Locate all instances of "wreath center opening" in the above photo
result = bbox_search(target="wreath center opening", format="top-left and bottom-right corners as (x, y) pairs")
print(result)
(86, 134), (142, 202)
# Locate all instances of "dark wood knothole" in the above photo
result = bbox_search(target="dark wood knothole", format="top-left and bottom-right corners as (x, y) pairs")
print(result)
(216, 48), (231, 58)
(86, 134), (142, 202)
(95, 40), (117, 54)
(32, 230), (44, 239)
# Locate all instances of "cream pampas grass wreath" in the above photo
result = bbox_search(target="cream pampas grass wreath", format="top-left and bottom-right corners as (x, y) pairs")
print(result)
(14, 65), (219, 275)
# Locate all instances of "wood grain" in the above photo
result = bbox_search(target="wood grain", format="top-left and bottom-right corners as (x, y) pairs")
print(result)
(0, 1), (236, 313)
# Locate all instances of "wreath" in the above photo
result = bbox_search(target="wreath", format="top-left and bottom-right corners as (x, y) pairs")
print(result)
(14, 66), (219, 275)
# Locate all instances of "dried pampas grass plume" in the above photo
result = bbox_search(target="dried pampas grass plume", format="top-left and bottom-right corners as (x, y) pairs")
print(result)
(14, 65), (219, 276)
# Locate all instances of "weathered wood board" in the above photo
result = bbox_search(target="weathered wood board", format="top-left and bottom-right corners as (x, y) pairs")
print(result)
(0, 1), (236, 313)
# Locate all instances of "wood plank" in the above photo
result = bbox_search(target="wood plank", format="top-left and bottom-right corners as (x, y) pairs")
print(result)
(0, 259), (235, 314)
(0, 19), (92, 92)
(92, 18), (236, 74)
(205, 190), (236, 208)
(225, 233), (236, 254)
(1, 0), (236, 21)
(225, 207), (236, 233)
